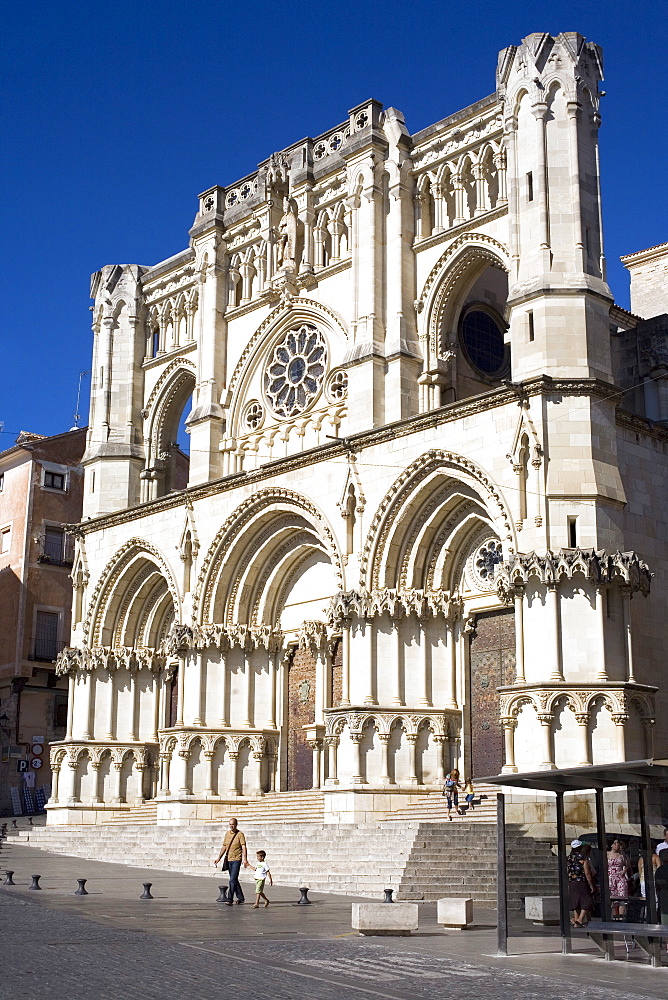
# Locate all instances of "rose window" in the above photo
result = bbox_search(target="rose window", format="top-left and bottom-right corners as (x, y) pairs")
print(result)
(475, 540), (503, 581)
(264, 324), (327, 418)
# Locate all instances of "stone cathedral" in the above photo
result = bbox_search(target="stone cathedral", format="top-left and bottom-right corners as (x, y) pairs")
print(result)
(50, 32), (667, 827)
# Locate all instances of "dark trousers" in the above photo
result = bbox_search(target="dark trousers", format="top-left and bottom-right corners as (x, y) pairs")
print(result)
(227, 860), (245, 901)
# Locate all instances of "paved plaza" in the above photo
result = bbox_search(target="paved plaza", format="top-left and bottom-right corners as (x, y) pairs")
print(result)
(0, 838), (666, 1000)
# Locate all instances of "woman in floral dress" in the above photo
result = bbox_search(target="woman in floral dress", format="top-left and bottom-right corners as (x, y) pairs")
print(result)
(607, 837), (632, 917)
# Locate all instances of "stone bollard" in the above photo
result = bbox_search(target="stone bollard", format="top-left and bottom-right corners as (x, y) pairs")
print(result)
(352, 902), (419, 936)
(1, 823), (7, 837)
(28, 817), (33, 826)
(75, 879), (88, 896)
(383, 888), (394, 903)
(29, 875), (42, 890)
(12, 820), (17, 829)
(297, 887), (311, 905)
(437, 898), (473, 930)
(216, 885), (229, 903)
(140, 883), (153, 899)
(524, 896), (560, 926)
(4, 871), (15, 885)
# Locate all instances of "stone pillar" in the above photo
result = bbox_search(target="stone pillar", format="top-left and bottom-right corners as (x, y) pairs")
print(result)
(405, 733), (418, 785)
(128, 669), (138, 740)
(151, 674), (161, 742)
(218, 651), (229, 727)
(111, 761), (123, 803)
(596, 586), (608, 681)
(532, 102), (551, 254)
(325, 736), (339, 785)
(363, 618), (375, 705)
(537, 713), (555, 770)
(308, 741), (322, 789)
(514, 589), (526, 683)
(243, 646), (253, 727)
(50, 764), (60, 804)
(445, 624), (457, 710)
(612, 714), (627, 760)
(378, 733), (391, 785)
(105, 672), (116, 740)
(159, 752), (171, 796)
(83, 672), (95, 740)
(341, 623), (351, 706)
(575, 713), (591, 767)
(91, 761), (102, 804)
(267, 650), (278, 728)
(66, 674), (75, 740)
(240, 262), (254, 303)
(62, 759), (78, 804)
(173, 749), (190, 796)
(227, 751), (239, 797)
(193, 653), (205, 726)
(433, 735), (446, 784)
(621, 588), (635, 683)
(566, 100), (585, 270)
(501, 718), (518, 773)
(473, 162), (487, 215)
(314, 644), (326, 724)
(494, 148), (507, 204)
(251, 751), (264, 796)
(350, 733), (364, 785)
(432, 182), (445, 233)
(418, 618), (431, 707)
(176, 656), (186, 727)
(133, 761), (145, 804)
(547, 585), (563, 681)
(79, 673), (92, 740)
(453, 174), (466, 225)
(203, 750), (216, 797)
(391, 614), (404, 706)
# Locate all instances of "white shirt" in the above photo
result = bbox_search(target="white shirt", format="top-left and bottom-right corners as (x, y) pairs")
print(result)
(254, 862), (271, 879)
(655, 840), (668, 857)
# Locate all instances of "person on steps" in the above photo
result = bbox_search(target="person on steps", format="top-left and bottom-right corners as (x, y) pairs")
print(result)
(463, 777), (475, 813)
(214, 816), (248, 905)
(246, 849), (273, 908)
(442, 769), (461, 821)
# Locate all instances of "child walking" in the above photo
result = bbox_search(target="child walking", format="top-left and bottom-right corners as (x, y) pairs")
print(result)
(245, 850), (273, 908)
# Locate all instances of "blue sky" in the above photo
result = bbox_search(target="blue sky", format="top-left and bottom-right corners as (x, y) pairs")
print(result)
(2, 0), (667, 441)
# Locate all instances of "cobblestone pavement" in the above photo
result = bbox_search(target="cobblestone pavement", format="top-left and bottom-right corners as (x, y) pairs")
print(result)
(1, 841), (666, 1000)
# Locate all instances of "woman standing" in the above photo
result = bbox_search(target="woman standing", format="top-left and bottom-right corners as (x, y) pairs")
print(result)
(568, 840), (598, 926)
(607, 837), (632, 916)
(442, 769), (461, 821)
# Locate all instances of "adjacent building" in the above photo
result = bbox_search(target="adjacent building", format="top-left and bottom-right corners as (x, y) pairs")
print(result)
(49, 32), (667, 828)
(0, 428), (86, 814)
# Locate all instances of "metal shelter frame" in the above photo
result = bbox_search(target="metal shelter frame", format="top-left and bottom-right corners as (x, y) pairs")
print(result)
(481, 759), (668, 962)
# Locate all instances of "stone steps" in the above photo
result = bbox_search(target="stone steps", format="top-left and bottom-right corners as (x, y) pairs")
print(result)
(18, 819), (558, 905)
(383, 782), (500, 822)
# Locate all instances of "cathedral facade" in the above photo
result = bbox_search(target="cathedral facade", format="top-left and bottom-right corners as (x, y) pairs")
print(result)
(50, 32), (666, 825)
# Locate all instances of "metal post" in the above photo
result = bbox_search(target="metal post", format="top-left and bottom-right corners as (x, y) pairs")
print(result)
(555, 791), (572, 955)
(594, 786), (614, 961)
(496, 792), (508, 957)
(638, 784), (661, 967)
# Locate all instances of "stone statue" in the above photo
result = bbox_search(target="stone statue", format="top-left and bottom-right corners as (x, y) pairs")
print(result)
(276, 198), (297, 272)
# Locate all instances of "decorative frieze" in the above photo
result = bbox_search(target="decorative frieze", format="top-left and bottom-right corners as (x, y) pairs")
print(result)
(328, 587), (461, 627)
(496, 548), (652, 602)
(55, 646), (165, 676)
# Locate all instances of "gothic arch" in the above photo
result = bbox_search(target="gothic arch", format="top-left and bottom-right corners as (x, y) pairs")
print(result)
(194, 488), (344, 626)
(85, 538), (181, 648)
(361, 449), (516, 591)
(143, 358), (196, 492)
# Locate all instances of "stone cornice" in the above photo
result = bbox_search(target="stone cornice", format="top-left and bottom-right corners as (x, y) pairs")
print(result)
(328, 587), (461, 624)
(496, 548), (652, 600)
(75, 376), (621, 535)
(413, 205), (507, 255)
(616, 408), (668, 443)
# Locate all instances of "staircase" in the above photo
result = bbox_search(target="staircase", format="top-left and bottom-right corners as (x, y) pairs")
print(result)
(106, 802), (159, 825)
(382, 783), (499, 823)
(224, 789), (325, 823)
(14, 817), (557, 906)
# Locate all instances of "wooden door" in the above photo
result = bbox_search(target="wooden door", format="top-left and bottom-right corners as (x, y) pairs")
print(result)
(469, 608), (515, 778)
(286, 647), (316, 790)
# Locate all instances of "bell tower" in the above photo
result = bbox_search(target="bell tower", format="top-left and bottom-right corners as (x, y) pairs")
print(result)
(498, 32), (613, 382)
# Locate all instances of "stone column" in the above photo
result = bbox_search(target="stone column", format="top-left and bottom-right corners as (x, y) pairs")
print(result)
(79, 673), (92, 741)
(532, 102), (551, 253)
(341, 623), (351, 706)
(504, 119), (520, 268)
(111, 761), (123, 804)
(391, 614), (404, 706)
(350, 733), (364, 785)
(66, 674), (75, 740)
(621, 587), (634, 682)
(363, 618), (375, 705)
(313, 227), (325, 268)
(300, 200), (315, 273)
(243, 646), (253, 727)
(612, 714), (627, 760)
(176, 656), (186, 727)
(405, 733), (418, 785)
(128, 669), (138, 741)
(251, 751), (264, 796)
(133, 761), (145, 804)
(514, 588), (526, 682)
(240, 262), (254, 303)
(308, 741), (322, 789)
(62, 759), (78, 805)
(494, 148), (507, 204)
(267, 649), (278, 728)
(473, 162), (488, 214)
(193, 653), (205, 726)
(50, 764), (60, 804)
(159, 752), (171, 796)
(596, 586), (608, 681)
(432, 182), (445, 233)
(105, 672), (116, 740)
(173, 749), (190, 796)
(218, 651), (229, 727)
(418, 618), (431, 707)
(227, 750), (239, 797)
(433, 735), (446, 784)
(314, 643), (326, 724)
(378, 733), (391, 785)
(445, 623), (457, 709)
(575, 713), (591, 767)
(547, 585), (564, 681)
(325, 736), (339, 785)
(566, 100), (585, 269)
(151, 674), (161, 742)
(453, 174), (466, 225)
(203, 750), (216, 797)
(537, 713), (555, 770)
(91, 761), (102, 804)
(501, 718), (518, 773)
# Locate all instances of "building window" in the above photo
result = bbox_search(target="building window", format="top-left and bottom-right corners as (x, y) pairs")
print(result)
(0, 472), (4, 491)
(41, 526), (71, 565)
(568, 516), (578, 548)
(53, 695), (68, 729)
(526, 171), (534, 202)
(528, 310), (535, 343)
(460, 307), (509, 379)
(33, 611), (59, 662)
(1, 527), (10, 554)
(44, 471), (66, 491)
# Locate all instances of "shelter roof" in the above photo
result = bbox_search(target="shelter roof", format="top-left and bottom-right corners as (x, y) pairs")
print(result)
(480, 759), (668, 793)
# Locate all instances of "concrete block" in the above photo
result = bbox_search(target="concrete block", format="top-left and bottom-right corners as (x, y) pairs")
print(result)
(352, 902), (418, 936)
(525, 896), (560, 925)
(436, 897), (473, 929)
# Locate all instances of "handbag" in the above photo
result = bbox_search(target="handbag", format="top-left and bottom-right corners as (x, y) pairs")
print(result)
(221, 830), (238, 872)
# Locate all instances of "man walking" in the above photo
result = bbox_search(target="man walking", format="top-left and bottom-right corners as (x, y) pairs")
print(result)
(215, 817), (248, 905)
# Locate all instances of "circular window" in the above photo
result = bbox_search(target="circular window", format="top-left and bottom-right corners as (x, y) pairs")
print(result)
(264, 324), (327, 418)
(467, 536), (504, 591)
(460, 308), (508, 378)
(243, 400), (264, 431)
